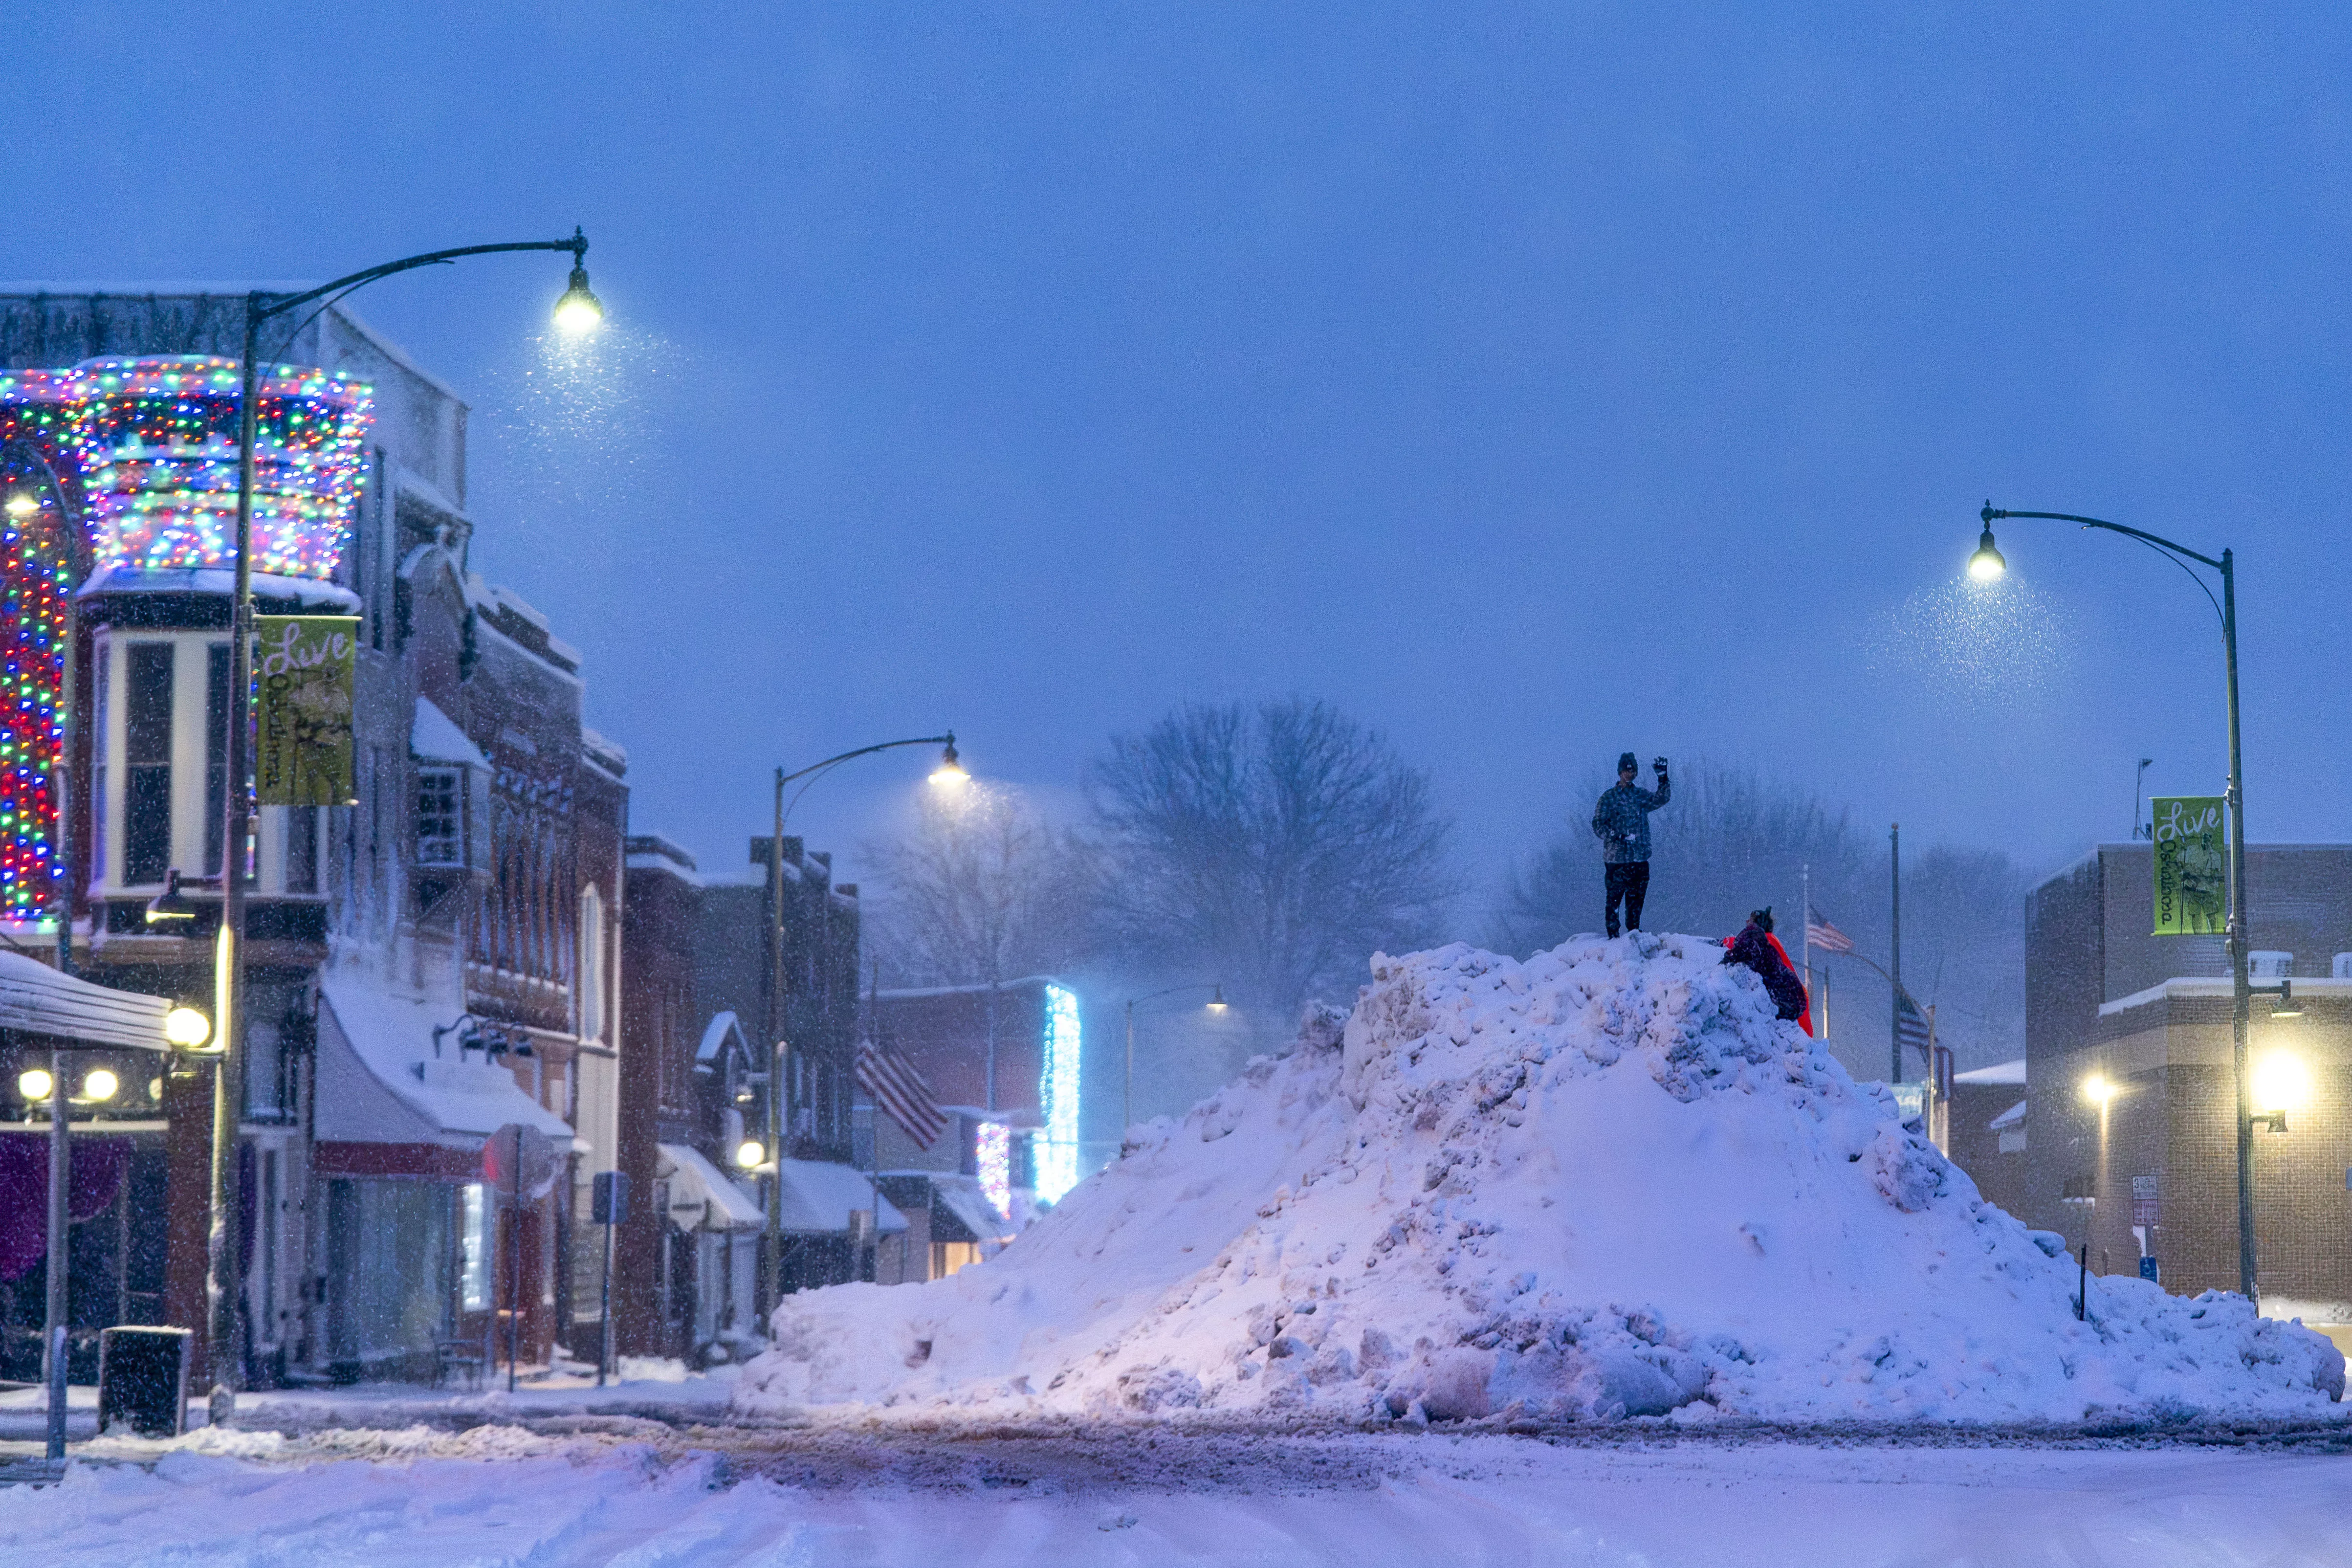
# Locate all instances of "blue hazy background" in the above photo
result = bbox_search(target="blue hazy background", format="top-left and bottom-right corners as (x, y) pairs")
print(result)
(14, 3), (2352, 907)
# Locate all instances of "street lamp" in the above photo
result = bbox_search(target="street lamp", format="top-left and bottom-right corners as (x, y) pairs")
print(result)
(1970, 503), (2263, 1303)
(202, 230), (602, 1411)
(1123, 983), (1227, 1135)
(760, 731), (962, 1315)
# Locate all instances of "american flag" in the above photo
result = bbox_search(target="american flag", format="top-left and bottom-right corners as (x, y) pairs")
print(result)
(1804, 908), (1856, 954)
(856, 1036), (946, 1150)
(1896, 991), (1932, 1065)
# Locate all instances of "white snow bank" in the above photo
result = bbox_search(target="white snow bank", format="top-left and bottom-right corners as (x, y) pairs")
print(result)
(736, 935), (2345, 1426)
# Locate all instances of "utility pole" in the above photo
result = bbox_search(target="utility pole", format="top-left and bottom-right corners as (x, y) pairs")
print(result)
(1889, 823), (1902, 1085)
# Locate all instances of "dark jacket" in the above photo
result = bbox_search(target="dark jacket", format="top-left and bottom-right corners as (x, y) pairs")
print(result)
(1590, 775), (1671, 864)
(1723, 920), (1810, 1028)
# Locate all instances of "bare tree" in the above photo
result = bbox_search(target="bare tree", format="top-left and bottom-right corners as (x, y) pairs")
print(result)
(1090, 698), (1458, 1029)
(864, 784), (1098, 988)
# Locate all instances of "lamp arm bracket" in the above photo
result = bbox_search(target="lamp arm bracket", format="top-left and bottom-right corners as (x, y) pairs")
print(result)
(248, 234), (591, 325)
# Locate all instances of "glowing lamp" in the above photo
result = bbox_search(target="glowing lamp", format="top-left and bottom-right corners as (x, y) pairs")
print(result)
(3, 492), (33, 518)
(2253, 1052), (2309, 1117)
(734, 1139), (766, 1170)
(17, 1067), (53, 1102)
(553, 260), (604, 334)
(2080, 1073), (2115, 1106)
(929, 736), (969, 789)
(164, 1005), (213, 1050)
(144, 868), (198, 924)
(1968, 525), (2007, 582)
(1206, 983), (1229, 1014)
(81, 1068), (118, 1103)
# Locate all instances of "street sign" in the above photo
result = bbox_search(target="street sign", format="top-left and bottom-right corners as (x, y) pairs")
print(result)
(592, 1170), (630, 1225)
(484, 1124), (559, 1203)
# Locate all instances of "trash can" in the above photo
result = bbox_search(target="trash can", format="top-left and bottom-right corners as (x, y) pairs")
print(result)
(97, 1326), (192, 1438)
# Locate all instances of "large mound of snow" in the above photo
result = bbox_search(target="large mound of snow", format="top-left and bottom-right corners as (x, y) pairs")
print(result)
(737, 935), (2344, 1425)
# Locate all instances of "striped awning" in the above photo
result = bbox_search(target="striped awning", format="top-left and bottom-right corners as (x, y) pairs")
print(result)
(0, 950), (172, 1051)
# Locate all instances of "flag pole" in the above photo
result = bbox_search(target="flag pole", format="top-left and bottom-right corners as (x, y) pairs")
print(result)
(1801, 863), (1811, 1029)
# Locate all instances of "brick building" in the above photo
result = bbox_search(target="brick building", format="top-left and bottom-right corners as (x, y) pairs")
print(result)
(615, 830), (878, 1363)
(2023, 842), (2352, 1318)
(0, 292), (625, 1385)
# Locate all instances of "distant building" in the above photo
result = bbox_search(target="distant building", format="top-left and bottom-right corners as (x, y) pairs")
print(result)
(615, 830), (880, 1365)
(2024, 842), (2352, 1317)
(860, 976), (1085, 1283)
(1944, 1058), (2027, 1218)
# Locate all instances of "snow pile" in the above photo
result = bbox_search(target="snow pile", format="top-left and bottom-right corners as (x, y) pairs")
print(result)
(736, 935), (2345, 1425)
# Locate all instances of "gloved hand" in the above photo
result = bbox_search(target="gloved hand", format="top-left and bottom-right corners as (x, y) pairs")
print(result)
(1653, 756), (1669, 776)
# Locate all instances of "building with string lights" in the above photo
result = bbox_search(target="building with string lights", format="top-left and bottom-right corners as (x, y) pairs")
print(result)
(0, 291), (625, 1386)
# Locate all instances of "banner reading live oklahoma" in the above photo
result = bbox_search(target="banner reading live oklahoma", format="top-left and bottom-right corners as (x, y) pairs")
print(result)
(253, 616), (359, 806)
(2151, 794), (2226, 935)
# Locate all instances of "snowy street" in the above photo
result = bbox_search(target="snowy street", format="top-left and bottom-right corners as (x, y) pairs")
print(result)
(4, 1419), (2351, 1566)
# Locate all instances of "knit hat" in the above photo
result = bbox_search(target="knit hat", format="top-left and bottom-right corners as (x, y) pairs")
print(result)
(1618, 751), (1638, 773)
(1749, 907), (1774, 932)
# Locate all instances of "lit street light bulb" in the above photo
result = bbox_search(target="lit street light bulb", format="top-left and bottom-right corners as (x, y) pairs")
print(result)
(1968, 524), (2007, 582)
(4, 492), (34, 518)
(929, 738), (969, 789)
(1206, 983), (1229, 1014)
(164, 1005), (213, 1050)
(82, 1068), (118, 1103)
(735, 1139), (767, 1170)
(17, 1068), (53, 1102)
(553, 256), (604, 334)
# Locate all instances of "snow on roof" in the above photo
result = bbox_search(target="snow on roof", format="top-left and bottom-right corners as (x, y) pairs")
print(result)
(1989, 1099), (2027, 1131)
(76, 565), (361, 613)
(2100, 975), (2352, 1017)
(581, 728), (628, 777)
(0, 949), (172, 1051)
(876, 975), (1065, 1000)
(772, 1157), (907, 1235)
(1953, 1059), (2026, 1086)
(318, 975), (575, 1148)
(657, 1143), (768, 1232)
(411, 697), (489, 769)
(696, 1012), (747, 1065)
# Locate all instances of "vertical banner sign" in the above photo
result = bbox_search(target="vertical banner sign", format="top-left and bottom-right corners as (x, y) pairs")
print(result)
(253, 616), (359, 806)
(2150, 795), (2226, 935)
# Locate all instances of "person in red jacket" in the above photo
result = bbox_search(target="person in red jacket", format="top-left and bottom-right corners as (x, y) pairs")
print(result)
(1722, 907), (1813, 1035)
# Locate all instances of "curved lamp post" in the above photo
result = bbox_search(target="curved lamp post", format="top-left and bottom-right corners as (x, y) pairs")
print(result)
(1971, 503), (2278, 1304)
(760, 733), (964, 1313)
(206, 234), (603, 1409)
(1122, 982), (1227, 1135)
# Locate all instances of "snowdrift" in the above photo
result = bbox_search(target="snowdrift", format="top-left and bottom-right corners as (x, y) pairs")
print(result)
(735, 935), (2345, 1425)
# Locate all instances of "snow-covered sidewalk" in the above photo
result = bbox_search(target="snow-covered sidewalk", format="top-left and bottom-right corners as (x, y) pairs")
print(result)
(3, 1426), (2351, 1566)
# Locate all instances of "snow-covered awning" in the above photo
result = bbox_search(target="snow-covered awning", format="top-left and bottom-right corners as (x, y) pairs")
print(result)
(315, 976), (575, 1150)
(411, 697), (488, 769)
(0, 950), (172, 1051)
(923, 1172), (1012, 1245)
(658, 1143), (767, 1233)
(774, 1158), (906, 1236)
(1989, 1099), (2027, 1132)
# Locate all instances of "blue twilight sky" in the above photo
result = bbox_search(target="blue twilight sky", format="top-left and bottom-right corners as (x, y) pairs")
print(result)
(15, 4), (2352, 910)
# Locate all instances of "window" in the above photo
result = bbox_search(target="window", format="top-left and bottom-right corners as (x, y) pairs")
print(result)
(123, 643), (173, 885)
(285, 806), (319, 894)
(205, 643), (229, 876)
(416, 768), (462, 867)
(460, 1182), (491, 1312)
(577, 883), (605, 1039)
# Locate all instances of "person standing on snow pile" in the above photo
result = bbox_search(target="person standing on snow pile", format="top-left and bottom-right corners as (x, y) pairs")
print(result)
(1591, 751), (1671, 937)
(1722, 906), (1813, 1034)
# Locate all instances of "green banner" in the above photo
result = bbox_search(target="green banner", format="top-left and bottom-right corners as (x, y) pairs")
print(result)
(2151, 794), (2226, 935)
(254, 616), (359, 806)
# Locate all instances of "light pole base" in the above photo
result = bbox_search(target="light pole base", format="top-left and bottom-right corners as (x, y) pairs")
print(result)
(207, 1384), (237, 1429)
